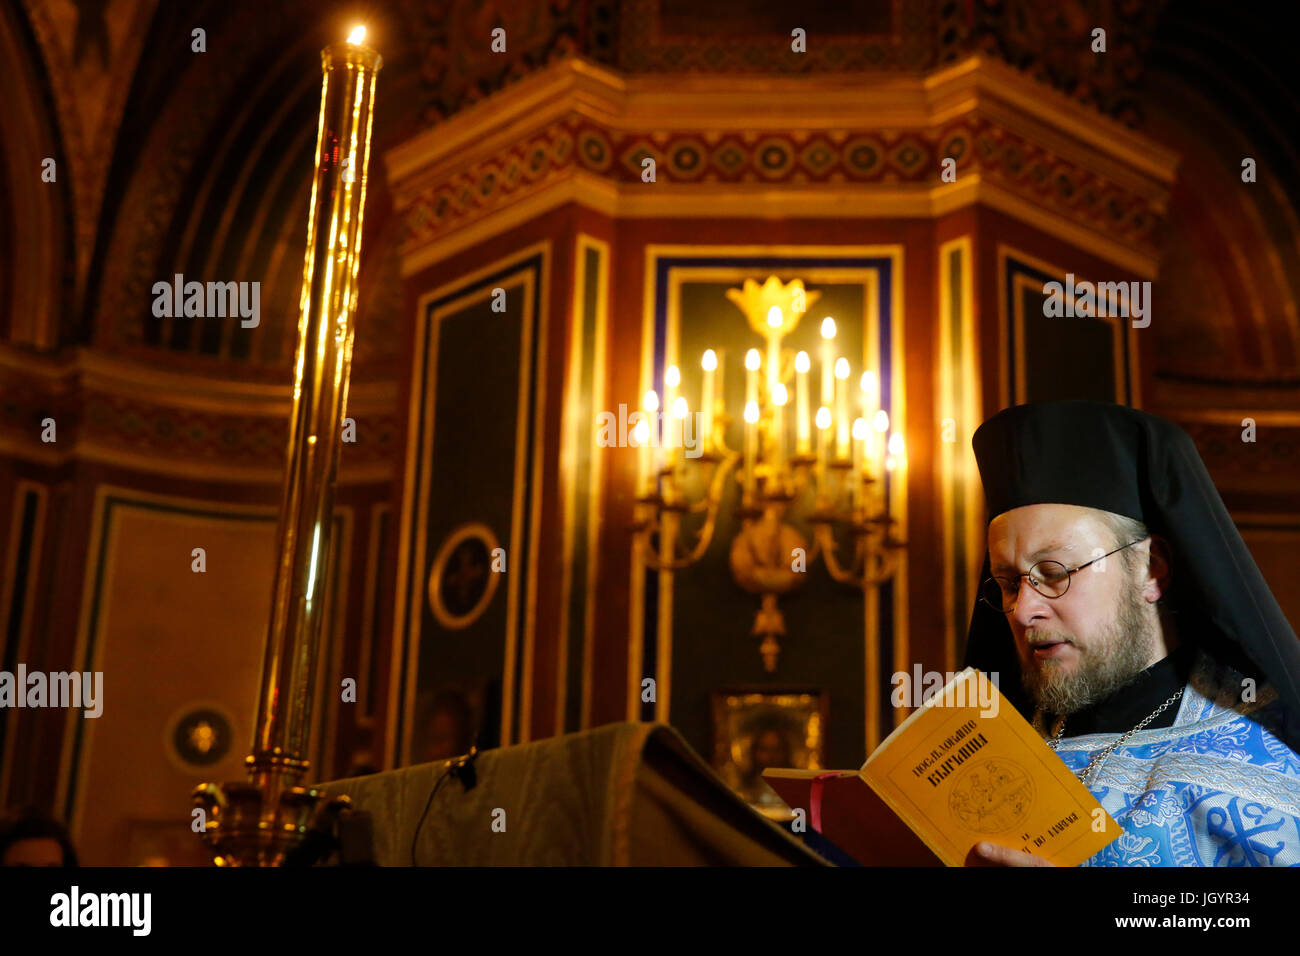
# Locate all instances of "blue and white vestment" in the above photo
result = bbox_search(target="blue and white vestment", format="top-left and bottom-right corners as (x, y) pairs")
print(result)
(1037, 651), (1300, 867)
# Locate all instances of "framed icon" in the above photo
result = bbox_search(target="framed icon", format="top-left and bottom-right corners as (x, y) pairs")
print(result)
(711, 687), (826, 819)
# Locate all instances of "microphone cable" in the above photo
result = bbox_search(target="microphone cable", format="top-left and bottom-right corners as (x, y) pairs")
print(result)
(410, 745), (479, 866)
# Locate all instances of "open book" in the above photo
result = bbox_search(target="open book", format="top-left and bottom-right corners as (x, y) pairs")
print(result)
(762, 668), (1121, 866)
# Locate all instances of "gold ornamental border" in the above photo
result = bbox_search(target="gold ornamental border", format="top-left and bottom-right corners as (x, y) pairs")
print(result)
(427, 522), (502, 631)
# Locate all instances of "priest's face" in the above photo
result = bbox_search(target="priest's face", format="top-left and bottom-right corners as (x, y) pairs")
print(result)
(988, 503), (1161, 715)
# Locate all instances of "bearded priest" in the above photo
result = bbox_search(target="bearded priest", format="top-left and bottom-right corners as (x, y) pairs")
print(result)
(963, 400), (1300, 867)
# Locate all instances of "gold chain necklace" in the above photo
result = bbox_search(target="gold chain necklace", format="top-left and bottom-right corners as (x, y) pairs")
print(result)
(1042, 688), (1184, 788)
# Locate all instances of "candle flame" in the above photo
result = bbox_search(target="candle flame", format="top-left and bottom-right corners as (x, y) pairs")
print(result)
(767, 306), (784, 328)
(795, 351), (810, 374)
(702, 349), (717, 371)
(744, 401), (760, 424)
(852, 417), (868, 441)
(888, 432), (905, 456)
(773, 383), (789, 406)
(665, 365), (680, 388)
(815, 406), (832, 430)
(874, 409), (890, 432)
(861, 370), (876, 394)
(673, 396), (688, 419)
(633, 419), (650, 444)
(745, 349), (761, 371)
(348, 26), (367, 45)
(820, 317), (836, 339)
(834, 357), (850, 380)
(644, 389), (659, 412)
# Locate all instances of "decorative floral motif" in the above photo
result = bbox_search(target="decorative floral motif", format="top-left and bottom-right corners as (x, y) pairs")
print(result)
(397, 114), (1164, 267)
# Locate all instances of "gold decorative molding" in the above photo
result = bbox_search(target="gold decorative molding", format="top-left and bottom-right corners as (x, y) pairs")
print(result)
(0, 345), (398, 484)
(386, 55), (1177, 277)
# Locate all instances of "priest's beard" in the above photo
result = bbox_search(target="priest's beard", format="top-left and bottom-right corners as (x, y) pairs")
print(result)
(1020, 572), (1159, 717)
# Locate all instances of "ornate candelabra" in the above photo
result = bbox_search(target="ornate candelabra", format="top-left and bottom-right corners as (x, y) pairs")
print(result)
(193, 26), (381, 866)
(633, 276), (906, 671)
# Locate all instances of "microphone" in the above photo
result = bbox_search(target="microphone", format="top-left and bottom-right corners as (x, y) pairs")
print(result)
(447, 744), (479, 791)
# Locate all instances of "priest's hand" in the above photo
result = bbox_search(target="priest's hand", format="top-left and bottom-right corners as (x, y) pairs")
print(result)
(966, 842), (1057, 867)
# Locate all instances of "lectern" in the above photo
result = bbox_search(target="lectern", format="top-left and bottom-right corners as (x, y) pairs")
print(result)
(321, 722), (827, 866)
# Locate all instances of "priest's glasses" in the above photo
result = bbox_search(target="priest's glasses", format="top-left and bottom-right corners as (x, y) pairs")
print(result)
(979, 538), (1147, 612)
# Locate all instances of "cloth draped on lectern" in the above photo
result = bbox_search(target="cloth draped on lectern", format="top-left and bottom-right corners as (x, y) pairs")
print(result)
(320, 722), (825, 866)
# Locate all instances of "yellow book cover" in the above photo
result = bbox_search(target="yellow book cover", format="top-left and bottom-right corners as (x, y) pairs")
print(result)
(764, 668), (1121, 866)
(860, 667), (1120, 866)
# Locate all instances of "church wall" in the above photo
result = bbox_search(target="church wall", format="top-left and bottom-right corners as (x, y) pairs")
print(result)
(65, 487), (277, 866)
(391, 198), (982, 766)
(0, 447), (392, 862)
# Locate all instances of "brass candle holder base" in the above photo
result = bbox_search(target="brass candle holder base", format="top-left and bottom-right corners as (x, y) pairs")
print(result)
(192, 779), (351, 867)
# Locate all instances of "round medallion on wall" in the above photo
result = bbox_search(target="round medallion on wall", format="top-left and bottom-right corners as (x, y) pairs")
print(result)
(428, 522), (501, 630)
(165, 704), (235, 770)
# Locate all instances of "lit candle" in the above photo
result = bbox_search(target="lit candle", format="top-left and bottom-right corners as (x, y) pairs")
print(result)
(873, 409), (890, 510)
(634, 417), (651, 496)
(700, 350), (717, 453)
(643, 388), (660, 495)
(743, 400), (760, 501)
(672, 396), (689, 476)
(745, 348), (760, 412)
(887, 431), (905, 467)
(861, 370), (879, 428)
(886, 431), (905, 515)
(744, 350), (761, 500)
(766, 306), (783, 400)
(861, 369), (879, 481)
(772, 382), (788, 472)
(227, 24), (383, 818)
(834, 357), (850, 459)
(820, 318), (836, 410)
(794, 351), (810, 454)
(851, 416), (869, 509)
(715, 349), (725, 432)
(664, 364), (681, 463)
(815, 405), (831, 484)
